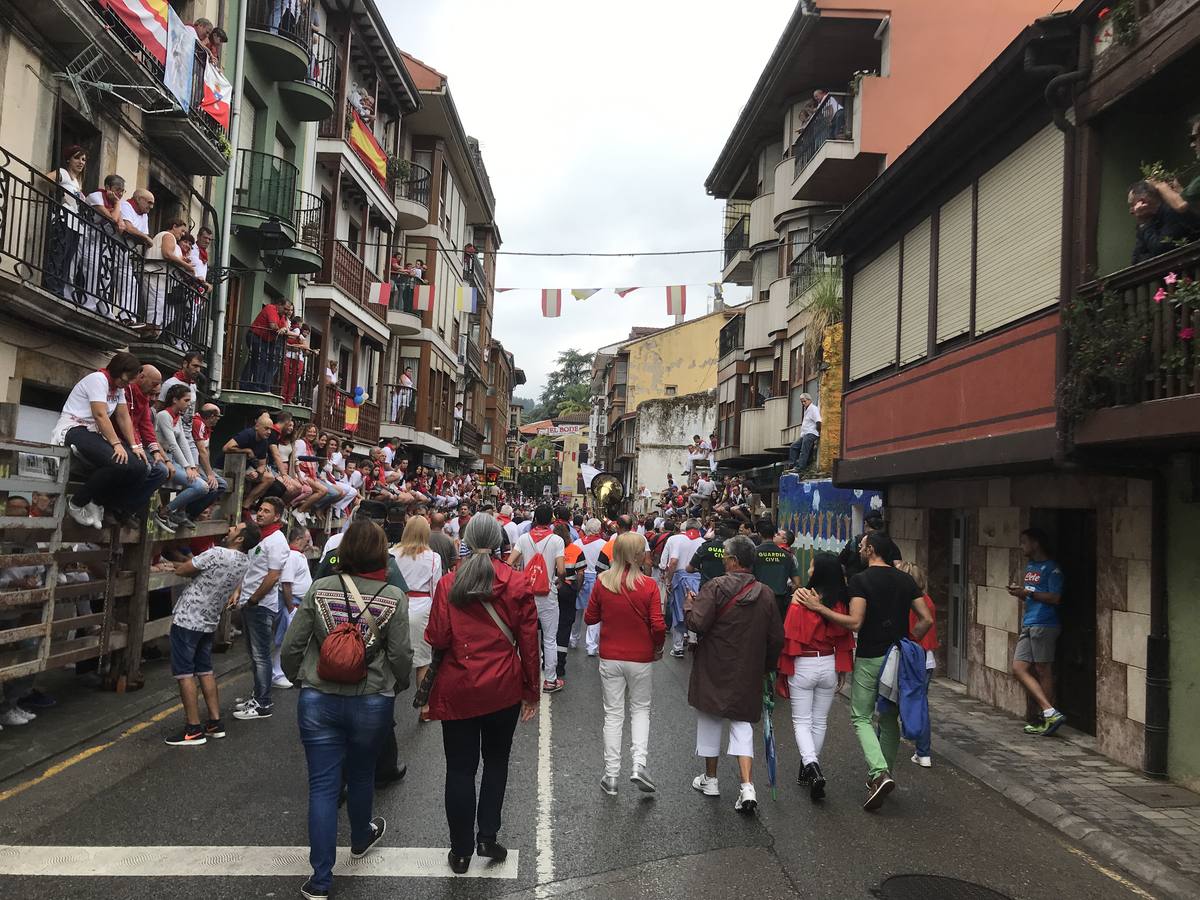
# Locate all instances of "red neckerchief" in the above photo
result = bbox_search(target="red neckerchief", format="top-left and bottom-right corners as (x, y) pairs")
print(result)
(259, 523), (282, 539)
(685, 529), (702, 540)
(198, 246), (208, 264)
(358, 567), (389, 581)
(458, 514), (471, 530)
(169, 406), (181, 423)
(99, 368), (119, 394)
(103, 193), (118, 211)
(530, 525), (553, 542)
(776, 541), (789, 550)
(580, 533), (604, 545)
(497, 515), (512, 525)
(173, 369), (194, 384)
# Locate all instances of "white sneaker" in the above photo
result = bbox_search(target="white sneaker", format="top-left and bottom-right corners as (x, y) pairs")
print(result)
(734, 782), (758, 814)
(234, 697), (257, 711)
(16, 708), (35, 722)
(233, 704), (273, 721)
(0, 709), (31, 727)
(86, 502), (105, 528)
(67, 501), (94, 529)
(911, 753), (932, 768)
(272, 676), (294, 689)
(692, 774), (719, 797)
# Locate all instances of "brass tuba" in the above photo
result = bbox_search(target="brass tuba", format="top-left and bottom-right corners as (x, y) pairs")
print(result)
(590, 472), (626, 517)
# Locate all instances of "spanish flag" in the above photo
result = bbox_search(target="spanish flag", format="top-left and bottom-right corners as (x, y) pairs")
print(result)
(348, 109), (387, 186)
(344, 399), (360, 433)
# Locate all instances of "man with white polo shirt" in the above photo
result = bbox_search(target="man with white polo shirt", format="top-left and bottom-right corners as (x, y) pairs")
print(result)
(662, 518), (705, 658)
(233, 497), (289, 721)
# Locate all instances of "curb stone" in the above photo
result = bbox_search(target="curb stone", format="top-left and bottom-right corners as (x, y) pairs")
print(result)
(935, 736), (1200, 899)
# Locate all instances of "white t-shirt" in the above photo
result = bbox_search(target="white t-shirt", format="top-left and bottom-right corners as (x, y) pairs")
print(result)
(661, 533), (704, 572)
(502, 519), (520, 548)
(800, 403), (822, 438)
(280, 549), (312, 609)
(239, 529), (290, 613)
(52, 371), (125, 445)
(392, 548), (443, 595)
(189, 245), (208, 281)
(118, 199), (148, 240)
(515, 530), (565, 596)
(382, 445), (395, 466)
(695, 478), (716, 498)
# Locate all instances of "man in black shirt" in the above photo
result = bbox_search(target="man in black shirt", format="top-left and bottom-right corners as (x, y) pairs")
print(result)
(839, 513), (901, 578)
(220, 413), (276, 514)
(689, 523), (734, 587)
(751, 519), (801, 621)
(798, 531), (930, 812)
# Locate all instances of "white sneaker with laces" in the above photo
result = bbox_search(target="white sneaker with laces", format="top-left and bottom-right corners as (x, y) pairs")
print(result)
(272, 676), (294, 689)
(86, 502), (105, 528)
(16, 708), (35, 722)
(691, 774), (719, 797)
(911, 753), (932, 768)
(734, 782), (758, 814)
(0, 709), (30, 727)
(67, 501), (94, 529)
(234, 698), (257, 712)
(233, 704), (273, 721)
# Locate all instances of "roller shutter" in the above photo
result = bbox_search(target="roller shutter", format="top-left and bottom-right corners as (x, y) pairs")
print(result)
(936, 186), (973, 343)
(974, 125), (1064, 334)
(899, 218), (932, 365)
(848, 244), (900, 381)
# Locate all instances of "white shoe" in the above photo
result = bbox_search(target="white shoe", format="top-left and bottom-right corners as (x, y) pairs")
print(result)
(233, 704), (273, 721)
(272, 676), (293, 689)
(692, 774), (719, 797)
(67, 501), (94, 528)
(734, 782), (757, 814)
(911, 753), (932, 768)
(86, 502), (105, 528)
(234, 697), (257, 711)
(16, 708), (35, 722)
(0, 709), (31, 727)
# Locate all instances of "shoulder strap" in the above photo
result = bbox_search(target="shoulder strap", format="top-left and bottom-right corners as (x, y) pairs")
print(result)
(340, 575), (381, 644)
(480, 600), (516, 647)
(715, 578), (758, 622)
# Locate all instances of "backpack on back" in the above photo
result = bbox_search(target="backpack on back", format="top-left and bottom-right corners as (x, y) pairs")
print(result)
(523, 533), (553, 595)
(317, 576), (381, 684)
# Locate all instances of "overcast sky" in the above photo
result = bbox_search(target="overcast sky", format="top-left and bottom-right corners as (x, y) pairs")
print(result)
(382, 1), (795, 399)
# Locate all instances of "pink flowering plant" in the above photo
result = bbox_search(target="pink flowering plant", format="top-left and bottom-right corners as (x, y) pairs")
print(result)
(1156, 272), (1200, 377)
(1060, 285), (1150, 422)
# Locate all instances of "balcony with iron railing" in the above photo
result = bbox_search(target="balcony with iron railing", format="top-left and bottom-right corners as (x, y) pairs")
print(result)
(280, 30), (338, 122)
(789, 243), (841, 305)
(789, 89), (880, 203)
(464, 254), (491, 297)
(0, 147), (213, 355)
(233, 149), (299, 231)
(719, 315), (745, 364)
(314, 382), (380, 445)
(88, 2), (230, 175)
(245, 0), (313, 82)
(391, 161), (432, 230)
(220, 323), (318, 408)
(313, 240), (389, 329)
(268, 190), (325, 276)
(793, 92), (853, 177)
(318, 103), (398, 217)
(382, 384), (417, 428)
(459, 420), (483, 456)
(385, 274), (425, 336)
(1068, 242), (1200, 448)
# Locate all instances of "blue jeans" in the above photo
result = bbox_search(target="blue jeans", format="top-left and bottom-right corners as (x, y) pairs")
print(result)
(298, 689), (395, 891)
(916, 668), (933, 757)
(241, 603), (277, 707)
(166, 467), (217, 514)
(788, 433), (818, 468)
(186, 472), (227, 518)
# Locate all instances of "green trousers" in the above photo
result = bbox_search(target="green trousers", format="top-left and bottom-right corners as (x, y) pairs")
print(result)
(851, 654), (899, 778)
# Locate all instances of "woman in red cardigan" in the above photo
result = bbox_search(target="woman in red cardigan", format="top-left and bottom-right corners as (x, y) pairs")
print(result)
(584, 531), (667, 796)
(779, 551), (854, 802)
(426, 514), (540, 875)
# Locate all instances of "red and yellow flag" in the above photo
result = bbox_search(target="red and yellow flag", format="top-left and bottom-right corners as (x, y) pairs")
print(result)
(348, 109), (387, 186)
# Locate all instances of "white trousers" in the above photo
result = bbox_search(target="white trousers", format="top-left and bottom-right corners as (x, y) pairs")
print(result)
(535, 593), (559, 682)
(787, 655), (837, 765)
(599, 658), (653, 776)
(695, 709), (754, 758)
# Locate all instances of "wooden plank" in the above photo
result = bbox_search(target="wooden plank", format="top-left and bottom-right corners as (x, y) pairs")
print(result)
(0, 477), (67, 494)
(0, 517), (59, 530)
(0, 657), (45, 682)
(49, 613), (106, 636)
(0, 551), (54, 567)
(147, 572), (188, 591)
(0, 623), (50, 644)
(54, 580), (107, 601)
(0, 587), (53, 610)
(0, 439), (69, 456)
(142, 616), (173, 642)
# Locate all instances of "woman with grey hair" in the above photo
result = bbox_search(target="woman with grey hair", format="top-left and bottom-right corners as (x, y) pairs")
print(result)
(426, 513), (540, 874)
(571, 517), (606, 649)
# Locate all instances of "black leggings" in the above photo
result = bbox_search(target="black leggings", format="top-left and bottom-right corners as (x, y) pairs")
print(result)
(64, 428), (149, 510)
(441, 704), (520, 856)
(556, 584), (577, 677)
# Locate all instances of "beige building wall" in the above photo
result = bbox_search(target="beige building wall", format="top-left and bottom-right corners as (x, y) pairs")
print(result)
(625, 312), (728, 414)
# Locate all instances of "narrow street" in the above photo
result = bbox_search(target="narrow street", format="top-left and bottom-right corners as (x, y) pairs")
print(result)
(0, 648), (1155, 900)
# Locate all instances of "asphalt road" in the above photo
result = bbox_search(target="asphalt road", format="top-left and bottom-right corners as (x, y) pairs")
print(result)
(0, 647), (1158, 900)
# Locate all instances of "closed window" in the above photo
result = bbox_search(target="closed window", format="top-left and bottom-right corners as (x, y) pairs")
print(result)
(848, 244), (900, 381)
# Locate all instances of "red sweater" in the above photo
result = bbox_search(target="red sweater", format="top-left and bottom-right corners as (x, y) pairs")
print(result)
(583, 575), (666, 662)
(909, 594), (939, 651)
(123, 384), (160, 452)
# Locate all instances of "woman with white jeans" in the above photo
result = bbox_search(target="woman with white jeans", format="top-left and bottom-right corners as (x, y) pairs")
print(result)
(584, 532), (666, 795)
(391, 515), (443, 722)
(777, 551), (854, 801)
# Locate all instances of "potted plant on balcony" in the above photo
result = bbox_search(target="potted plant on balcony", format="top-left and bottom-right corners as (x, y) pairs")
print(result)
(1060, 286), (1150, 421)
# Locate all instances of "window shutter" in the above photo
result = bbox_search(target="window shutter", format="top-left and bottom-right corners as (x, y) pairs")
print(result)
(848, 244), (900, 381)
(899, 217), (932, 365)
(936, 186), (973, 343)
(974, 125), (1064, 334)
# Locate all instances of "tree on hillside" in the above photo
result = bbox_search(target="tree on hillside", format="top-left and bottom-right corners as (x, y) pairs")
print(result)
(539, 348), (592, 416)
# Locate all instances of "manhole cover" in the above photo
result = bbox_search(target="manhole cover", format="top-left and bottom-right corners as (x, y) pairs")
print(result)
(878, 875), (1012, 900)
(1111, 784), (1200, 808)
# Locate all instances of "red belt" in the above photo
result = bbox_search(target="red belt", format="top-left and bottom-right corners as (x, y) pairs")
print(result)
(796, 649), (834, 658)
(408, 591), (431, 598)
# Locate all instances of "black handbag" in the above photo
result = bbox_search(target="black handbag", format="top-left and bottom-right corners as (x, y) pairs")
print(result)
(412, 649), (442, 708)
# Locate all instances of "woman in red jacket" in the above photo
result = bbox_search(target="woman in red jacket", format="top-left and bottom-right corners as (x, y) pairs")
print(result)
(780, 551), (854, 802)
(584, 532), (667, 796)
(426, 513), (540, 875)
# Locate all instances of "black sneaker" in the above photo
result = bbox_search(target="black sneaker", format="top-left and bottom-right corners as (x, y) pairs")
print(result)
(153, 509), (178, 533)
(863, 771), (895, 811)
(350, 816), (386, 858)
(204, 719), (226, 739)
(796, 764), (812, 786)
(809, 762), (826, 802)
(164, 725), (206, 747)
(300, 880), (329, 899)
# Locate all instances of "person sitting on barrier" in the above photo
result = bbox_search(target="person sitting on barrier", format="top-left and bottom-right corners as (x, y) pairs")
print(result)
(52, 351), (167, 530)
(155, 384), (223, 532)
(221, 412), (277, 515)
(292, 423), (340, 522)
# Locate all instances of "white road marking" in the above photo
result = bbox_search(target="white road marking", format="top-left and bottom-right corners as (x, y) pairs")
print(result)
(534, 694), (555, 897)
(0, 845), (519, 879)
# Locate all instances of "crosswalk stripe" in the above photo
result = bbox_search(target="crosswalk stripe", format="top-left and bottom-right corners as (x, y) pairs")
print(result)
(0, 845), (519, 879)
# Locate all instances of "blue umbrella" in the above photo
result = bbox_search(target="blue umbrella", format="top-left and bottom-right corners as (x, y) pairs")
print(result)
(762, 674), (778, 801)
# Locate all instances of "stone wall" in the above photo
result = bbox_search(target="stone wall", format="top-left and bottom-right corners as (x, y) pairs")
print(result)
(887, 472), (1150, 770)
(631, 390), (716, 501)
(816, 323), (843, 475)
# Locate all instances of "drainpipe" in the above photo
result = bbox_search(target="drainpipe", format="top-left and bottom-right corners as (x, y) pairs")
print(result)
(210, 0), (249, 398)
(1144, 469), (1171, 778)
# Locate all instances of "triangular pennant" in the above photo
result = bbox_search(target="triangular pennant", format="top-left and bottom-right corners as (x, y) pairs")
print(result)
(412, 283), (434, 312)
(614, 287), (639, 298)
(541, 289), (562, 318)
(571, 288), (600, 302)
(496, 287), (517, 293)
(666, 285), (687, 316)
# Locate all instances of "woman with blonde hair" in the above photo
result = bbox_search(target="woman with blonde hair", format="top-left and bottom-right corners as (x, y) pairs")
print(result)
(584, 531), (666, 796)
(392, 514), (443, 722)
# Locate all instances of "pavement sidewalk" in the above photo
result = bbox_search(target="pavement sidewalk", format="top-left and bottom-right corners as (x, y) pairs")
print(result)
(928, 679), (1200, 899)
(0, 644), (250, 785)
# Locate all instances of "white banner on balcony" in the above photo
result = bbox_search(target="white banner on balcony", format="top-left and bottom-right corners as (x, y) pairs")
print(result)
(163, 6), (195, 112)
